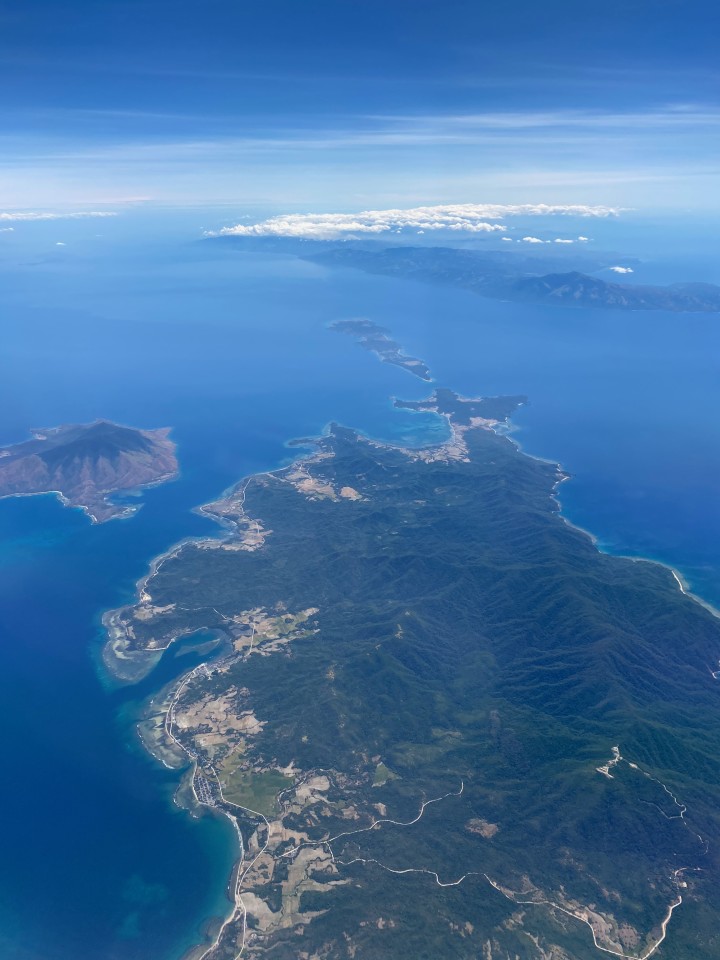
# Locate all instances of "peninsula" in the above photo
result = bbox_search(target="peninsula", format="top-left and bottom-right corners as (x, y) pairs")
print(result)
(0, 420), (178, 522)
(103, 329), (720, 960)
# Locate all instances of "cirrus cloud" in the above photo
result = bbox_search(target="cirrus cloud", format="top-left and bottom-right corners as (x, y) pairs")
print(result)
(0, 211), (117, 222)
(214, 202), (619, 240)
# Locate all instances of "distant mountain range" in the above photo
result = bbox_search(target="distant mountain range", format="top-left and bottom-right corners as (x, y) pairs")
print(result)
(215, 236), (720, 313)
(0, 420), (178, 522)
(308, 245), (720, 313)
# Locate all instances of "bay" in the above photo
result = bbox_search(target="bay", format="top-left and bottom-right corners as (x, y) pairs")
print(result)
(0, 220), (718, 958)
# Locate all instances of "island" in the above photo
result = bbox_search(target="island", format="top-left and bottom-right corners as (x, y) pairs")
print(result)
(331, 319), (433, 381)
(0, 420), (178, 522)
(311, 246), (720, 313)
(103, 329), (720, 960)
(216, 235), (720, 314)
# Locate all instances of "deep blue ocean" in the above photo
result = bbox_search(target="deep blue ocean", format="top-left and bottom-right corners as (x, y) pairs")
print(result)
(0, 211), (718, 960)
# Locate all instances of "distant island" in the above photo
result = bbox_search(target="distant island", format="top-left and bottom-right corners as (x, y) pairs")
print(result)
(0, 420), (178, 522)
(215, 235), (720, 314)
(331, 319), (433, 380)
(310, 245), (720, 314)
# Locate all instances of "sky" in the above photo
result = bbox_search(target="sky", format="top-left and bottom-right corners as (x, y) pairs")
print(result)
(1, 0), (719, 214)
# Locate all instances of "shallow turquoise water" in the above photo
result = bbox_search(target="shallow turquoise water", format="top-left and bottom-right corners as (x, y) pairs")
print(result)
(0, 222), (718, 959)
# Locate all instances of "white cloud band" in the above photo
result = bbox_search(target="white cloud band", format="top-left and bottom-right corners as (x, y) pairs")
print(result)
(215, 202), (618, 240)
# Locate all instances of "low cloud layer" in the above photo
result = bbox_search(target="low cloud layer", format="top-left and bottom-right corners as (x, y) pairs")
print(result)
(519, 235), (590, 244)
(0, 211), (117, 222)
(216, 202), (618, 240)
(609, 265), (634, 274)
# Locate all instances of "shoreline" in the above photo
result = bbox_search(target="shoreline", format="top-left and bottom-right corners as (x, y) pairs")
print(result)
(505, 421), (720, 620)
(0, 420), (179, 523)
(133, 665), (247, 960)
(0, 467), (180, 524)
(99, 411), (460, 686)
(98, 406), (494, 956)
(97, 384), (720, 960)
(100, 387), (720, 710)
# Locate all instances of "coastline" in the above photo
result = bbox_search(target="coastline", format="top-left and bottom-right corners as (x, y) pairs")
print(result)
(0, 420), (179, 523)
(98, 381), (720, 960)
(127, 663), (248, 960)
(99, 410), (486, 958)
(0, 466), (180, 524)
(0, 487), (143, 524)
(100, 399), (492, 684)
(505, 422), (720, 620)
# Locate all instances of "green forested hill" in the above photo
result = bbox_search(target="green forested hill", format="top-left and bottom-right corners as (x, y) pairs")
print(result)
(106, 390), (720, 960)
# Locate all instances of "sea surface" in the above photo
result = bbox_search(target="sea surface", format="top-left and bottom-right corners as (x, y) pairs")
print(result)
(0, 213), (718, 960)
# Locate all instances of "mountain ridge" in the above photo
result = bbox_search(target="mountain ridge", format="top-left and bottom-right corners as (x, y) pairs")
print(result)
(0, 420), (178, 522)
(212, 237), (720, 314)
